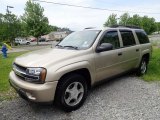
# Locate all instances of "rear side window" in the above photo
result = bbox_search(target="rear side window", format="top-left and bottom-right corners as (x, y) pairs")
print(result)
(120, 30), (136, 47)
(135, 30), (149, 44)
(100, 31), (120, 49)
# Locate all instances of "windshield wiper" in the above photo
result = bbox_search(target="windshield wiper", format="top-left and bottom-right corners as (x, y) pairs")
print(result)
(56, 44), (78, 50)
(63, 45), (78, 50)
(55, 44), (63, 48)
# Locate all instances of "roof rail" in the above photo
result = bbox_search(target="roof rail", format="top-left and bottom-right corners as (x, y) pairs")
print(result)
(110, 25), (141, 29)
(84, 27), (96, 30)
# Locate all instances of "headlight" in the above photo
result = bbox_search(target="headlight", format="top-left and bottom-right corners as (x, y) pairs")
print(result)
(27, 68), (43, 75)
(26, 67), (47, 83)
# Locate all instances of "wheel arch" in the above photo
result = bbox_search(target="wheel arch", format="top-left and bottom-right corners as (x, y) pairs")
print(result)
(56, 68), (92, 90)
(142, 53), (150, 64)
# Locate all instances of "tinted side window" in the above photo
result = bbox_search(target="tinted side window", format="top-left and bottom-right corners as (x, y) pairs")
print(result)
(135, 30), (149, 44)
(120, 30), (136, 47)
(100, 31), (120, 49)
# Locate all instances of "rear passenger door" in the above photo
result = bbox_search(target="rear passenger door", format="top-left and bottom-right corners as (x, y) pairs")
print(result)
(119, 29), (140, 71)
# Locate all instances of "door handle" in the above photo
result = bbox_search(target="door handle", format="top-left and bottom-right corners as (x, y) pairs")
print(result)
(136, 49), (139, 52)
(118, 52), (122, 56)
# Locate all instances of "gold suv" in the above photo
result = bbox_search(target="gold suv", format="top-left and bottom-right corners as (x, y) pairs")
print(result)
(9, 26), (152, 111)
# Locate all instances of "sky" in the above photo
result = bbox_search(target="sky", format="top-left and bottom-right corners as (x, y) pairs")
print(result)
(1, 0), (160, 31)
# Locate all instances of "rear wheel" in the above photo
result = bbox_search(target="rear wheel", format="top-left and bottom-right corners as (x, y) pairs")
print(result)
(136, 57), (148, 76)
(55, 74), (88, 112)
(26, 42), (30, 45)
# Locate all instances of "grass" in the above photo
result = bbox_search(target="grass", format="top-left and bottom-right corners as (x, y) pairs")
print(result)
(0, 52), (27, 101)
(142, 47), (160, 81)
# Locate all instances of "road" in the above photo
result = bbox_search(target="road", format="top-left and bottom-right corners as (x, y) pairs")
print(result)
(0, 41), (57, 54)
(1, 76), (160, 120)
(149, 34), (160, 47)
(149, 34), (160, 41)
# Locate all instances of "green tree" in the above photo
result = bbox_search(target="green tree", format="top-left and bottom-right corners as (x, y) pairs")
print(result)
(47, 25), (58, 32)
(18, 20), (28, 37)
(22, 0), (50, 44)
(156, 22), (160, 34)
(119, 13), (130, 25)
(103, 13), (157, 35)
(5, 14), (22, 41)
(0, 13), (21, 44)
(140, 16), (156, 34)
(0, 13), (7, 42)
(129, 14), (141, 27)
(104, 13), (117, 27)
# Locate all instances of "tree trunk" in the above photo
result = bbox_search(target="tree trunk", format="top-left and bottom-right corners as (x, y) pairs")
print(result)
(36, 37), (39, 45)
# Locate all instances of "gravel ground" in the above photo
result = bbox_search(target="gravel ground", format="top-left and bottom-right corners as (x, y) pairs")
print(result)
(0, 76), (160, 120)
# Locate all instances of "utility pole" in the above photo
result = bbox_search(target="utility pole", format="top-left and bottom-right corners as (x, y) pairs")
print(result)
(7, 6), (14, 14)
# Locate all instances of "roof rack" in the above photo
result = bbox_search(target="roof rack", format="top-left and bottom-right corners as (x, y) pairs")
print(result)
(84, 27), (96, 30)
(110, 25), (141, 29)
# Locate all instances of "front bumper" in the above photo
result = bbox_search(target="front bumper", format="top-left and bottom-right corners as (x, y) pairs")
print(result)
(9, 71), (58, 102)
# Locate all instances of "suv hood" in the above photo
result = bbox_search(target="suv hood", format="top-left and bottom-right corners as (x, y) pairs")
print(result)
(14, 48), (84, 67)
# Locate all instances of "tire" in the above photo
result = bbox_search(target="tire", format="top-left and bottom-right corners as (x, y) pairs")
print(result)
(55, 74), (88, 112)
(136, 57), (148, 76)
(26, 42), (30, 45)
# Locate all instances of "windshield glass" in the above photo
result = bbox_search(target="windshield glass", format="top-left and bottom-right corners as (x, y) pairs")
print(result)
(57, 30), (100, 49)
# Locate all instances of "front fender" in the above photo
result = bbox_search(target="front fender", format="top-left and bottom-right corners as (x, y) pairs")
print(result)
(51, 61), (95, 84)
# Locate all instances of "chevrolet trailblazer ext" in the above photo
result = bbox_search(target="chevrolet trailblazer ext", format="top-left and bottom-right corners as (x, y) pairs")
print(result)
(9, 26), (152, 111)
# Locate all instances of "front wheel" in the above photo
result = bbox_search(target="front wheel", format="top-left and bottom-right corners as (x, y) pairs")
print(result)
(55, 74), (88, 112)
(136, 58), (148, 76)
(26, 42), (30, 45)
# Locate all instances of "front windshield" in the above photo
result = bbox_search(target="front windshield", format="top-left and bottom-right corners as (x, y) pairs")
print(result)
(57, 30), (100, 49)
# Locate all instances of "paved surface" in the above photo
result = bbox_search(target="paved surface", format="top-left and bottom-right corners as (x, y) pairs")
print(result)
(1, 76), (160, 120)
(149, 34), (160, 47)
(0, 41), (57, 54)
(149, 34), (160, 41)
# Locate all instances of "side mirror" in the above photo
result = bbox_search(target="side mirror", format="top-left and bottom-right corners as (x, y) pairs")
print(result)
(96, 43), (113, 53)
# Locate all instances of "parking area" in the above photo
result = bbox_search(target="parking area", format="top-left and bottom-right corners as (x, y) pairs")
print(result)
(1, 76), (160, 120)
(0, 41), (57, 54)
(29, 41), (55, 46)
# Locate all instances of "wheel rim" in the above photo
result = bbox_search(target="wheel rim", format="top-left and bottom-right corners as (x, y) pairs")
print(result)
(64, 82), (84, 106)
(141, 60), (147, 74)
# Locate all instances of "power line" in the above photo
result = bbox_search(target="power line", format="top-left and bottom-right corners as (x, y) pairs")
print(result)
(33, 0), (160, 15)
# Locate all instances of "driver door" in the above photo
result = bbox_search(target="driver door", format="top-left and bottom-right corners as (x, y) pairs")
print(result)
(94, 30), (123, 82)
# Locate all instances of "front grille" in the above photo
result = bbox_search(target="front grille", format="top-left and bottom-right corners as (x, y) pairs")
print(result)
(13, 63), (26, 80)
(13, 63), (26, 72)
(13, 63), (40, 82)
